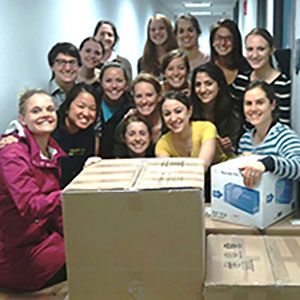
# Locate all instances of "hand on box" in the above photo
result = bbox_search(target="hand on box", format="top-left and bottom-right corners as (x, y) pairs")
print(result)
(84, 156), (102, 168)
(239, 161), (266, 188)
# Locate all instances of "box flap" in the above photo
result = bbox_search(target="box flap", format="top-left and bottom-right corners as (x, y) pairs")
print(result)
(64, 158), (204, 192)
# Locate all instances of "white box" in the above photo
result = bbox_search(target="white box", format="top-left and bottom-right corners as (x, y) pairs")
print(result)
(211, 156), (296, 229)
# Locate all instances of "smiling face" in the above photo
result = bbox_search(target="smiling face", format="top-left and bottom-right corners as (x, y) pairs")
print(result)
(65, 91), (97, 132)
(149, 18), (168, 46)
(51, 53), (79, 86)
(194, 72), (219, 105)
(161, 98), (192, 134)
(134, 81), (159, 117)
(95, 23), (116, 51)
(124, 121), (151, 157)
(213, 27), (233, 57)
(101, 67), (128, 105)
(245, 34), (273, 70)
(19, 93), (57, 136)
(176, 19), (198, 50)
(164, 56), (188, 89)
(243, 87), (275, 128)
(80, 39), (103, 69)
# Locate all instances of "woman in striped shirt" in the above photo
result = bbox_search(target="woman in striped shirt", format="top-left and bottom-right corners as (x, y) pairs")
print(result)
(238, 81), (300, 188)
(231, 28), (291, 126)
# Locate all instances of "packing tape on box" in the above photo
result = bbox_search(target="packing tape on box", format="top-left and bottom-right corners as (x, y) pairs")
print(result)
(265, 237), (300, 284)
(127, 272), (145, 300)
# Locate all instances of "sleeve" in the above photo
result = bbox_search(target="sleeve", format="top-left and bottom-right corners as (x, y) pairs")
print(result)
(201, 122), (217, 142)
(270, 129), (300, 180)
(0, 144), (62, 222)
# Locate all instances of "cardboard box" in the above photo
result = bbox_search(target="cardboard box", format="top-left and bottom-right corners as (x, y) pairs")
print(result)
(264, 214), (300, 235)
(211, 156), (296, 229)
(204, 235), (300, 300)
(204, 205), (261, 235)
(62, 158), (205, 300)
(205, 204), (300, 236)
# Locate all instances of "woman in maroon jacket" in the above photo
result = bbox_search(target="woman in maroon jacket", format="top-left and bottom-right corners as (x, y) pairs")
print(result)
(0, 90), (66, 291)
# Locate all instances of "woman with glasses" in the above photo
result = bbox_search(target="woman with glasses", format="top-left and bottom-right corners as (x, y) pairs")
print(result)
(47, 42), (81, 108)
(209, 19), (250, 89)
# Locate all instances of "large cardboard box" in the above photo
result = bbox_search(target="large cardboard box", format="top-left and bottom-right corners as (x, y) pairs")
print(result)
(211, 155), (296, 229)
(204, 235), (300, 300)
(62, 158), (205, 300)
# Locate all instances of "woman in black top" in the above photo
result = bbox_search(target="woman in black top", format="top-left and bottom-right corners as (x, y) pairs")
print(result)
(190, 62), (242, 155)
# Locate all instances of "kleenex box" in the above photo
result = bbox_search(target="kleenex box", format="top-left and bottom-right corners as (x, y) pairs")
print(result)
(211, 155), (296, 229)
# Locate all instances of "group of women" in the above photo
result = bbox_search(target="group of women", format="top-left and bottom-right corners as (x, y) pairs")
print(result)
(0, 12), (300, 292)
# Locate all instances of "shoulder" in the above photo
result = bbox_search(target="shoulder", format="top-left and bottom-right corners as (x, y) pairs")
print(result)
(271, 122), (298, 138)
(0, 139), (28, 163)
(192, 121), (216, 131)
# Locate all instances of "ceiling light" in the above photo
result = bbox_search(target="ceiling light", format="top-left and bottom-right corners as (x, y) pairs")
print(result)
(190, 11), (212, 16)
(183, 2), (211, 8)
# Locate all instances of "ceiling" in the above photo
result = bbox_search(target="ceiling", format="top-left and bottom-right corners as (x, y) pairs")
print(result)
(159, 0), (237, 19)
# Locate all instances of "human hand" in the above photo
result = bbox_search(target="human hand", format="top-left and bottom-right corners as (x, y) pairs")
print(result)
(219, 137), (233, 152)
(0, 135), (18, 149)
(239, 161), (266, 188)
(84, 156), (102, 168)
(124, 108), (137, 120)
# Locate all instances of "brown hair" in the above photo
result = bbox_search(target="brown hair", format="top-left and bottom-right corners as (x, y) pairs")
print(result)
(140, 14), (178, 76)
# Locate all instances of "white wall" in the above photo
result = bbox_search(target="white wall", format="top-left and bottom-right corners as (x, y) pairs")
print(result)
(238, 0), (258, 40)
(0, 0), (161, 132)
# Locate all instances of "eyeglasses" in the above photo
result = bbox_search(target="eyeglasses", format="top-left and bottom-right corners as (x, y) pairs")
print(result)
(54, 59), (79, 68)
(214, 35), (232, 43)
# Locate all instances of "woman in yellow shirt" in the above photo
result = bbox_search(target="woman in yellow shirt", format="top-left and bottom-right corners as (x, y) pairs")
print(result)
(155, 90), (218, 171)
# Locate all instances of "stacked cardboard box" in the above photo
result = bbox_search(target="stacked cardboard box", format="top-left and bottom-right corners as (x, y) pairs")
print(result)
(205, 204), (300, 236)
(211, 156), (296, 229)
(204, 235), (300, 300)
(62, 158), (205, 300)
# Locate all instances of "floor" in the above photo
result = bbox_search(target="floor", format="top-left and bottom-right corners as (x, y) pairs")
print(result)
(0, 282), (68, 300)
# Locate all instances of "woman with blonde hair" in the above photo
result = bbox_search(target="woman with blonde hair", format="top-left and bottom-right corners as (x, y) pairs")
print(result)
(138, 14), (178, 78)
(0, 90), (66, 291)
(114, 73), (164, 157)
